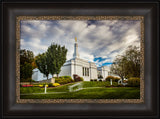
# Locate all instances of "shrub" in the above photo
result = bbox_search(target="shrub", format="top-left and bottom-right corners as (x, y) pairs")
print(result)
(94, 79), (97, 81)
(39, 85), (43, 87)
(33, 84), (39, 87)
(66, 78), (74, 83)
(105, 76), (115, 81)
(55, 76), (74, 84)
(63, 76), (72, 79)
(127, 77), (140, 87)
(73, 74), (83, 82)
(39, 83), (48, 87)
(55, 78), (64, 84)
(112, 82), (118, 87)
(31, 80), (36, 82)
(114, 77), (120, 82)
(53, 83), (60, 87)
(99, 79), (102, 82)
(90, 79), (98, 81)
(48, 83), (53, 87)
(105, 76), (120, 82)
(98, 75), (103, 79)
(117, 84), (125, 87)
(80, 77), (84, 81)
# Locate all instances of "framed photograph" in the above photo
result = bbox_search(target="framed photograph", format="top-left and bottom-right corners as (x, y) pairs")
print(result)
(1, 0), (159, 118)
(17, 16), (144, 103)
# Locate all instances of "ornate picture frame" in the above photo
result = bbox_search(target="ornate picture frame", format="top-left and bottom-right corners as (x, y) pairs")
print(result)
(1, 0), (159, 118)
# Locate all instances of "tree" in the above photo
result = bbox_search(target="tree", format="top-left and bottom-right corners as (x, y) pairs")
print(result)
(20, 49), (34, 65)
(110, 46), (140, 81)
(46, 43), (56, 77)
(46, 43), (68, 78)
(110, 56), (127, 81)
(20, 49), (34, 81)
(21, 62), (33, 80)
(124, 46), (140, 78)
(35, 53), (50, 80)
(31, 56), (38, 69)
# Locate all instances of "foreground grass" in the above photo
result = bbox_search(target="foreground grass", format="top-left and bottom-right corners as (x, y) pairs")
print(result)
(21, 83), (140, 99)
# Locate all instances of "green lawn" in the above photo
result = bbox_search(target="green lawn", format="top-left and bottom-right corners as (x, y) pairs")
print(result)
(83, 81), (116, 87)
(20, 81), (140, 99)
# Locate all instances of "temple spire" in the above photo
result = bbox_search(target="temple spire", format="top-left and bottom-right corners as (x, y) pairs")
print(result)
(73, 37), (79, 58)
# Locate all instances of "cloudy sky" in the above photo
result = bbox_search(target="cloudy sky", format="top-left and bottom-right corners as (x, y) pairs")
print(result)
(20, 20), (141, 67)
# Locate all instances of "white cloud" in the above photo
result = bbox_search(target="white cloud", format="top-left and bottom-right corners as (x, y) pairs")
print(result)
(20, 20), (141, 66)
(80, 51), (94, 62)
(20, 38), (48, 56)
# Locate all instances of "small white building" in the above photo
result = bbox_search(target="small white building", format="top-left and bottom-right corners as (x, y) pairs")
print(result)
(32, 37), (109, 81)
(32, 68), (52, 81)
(97, 66), (110, 80)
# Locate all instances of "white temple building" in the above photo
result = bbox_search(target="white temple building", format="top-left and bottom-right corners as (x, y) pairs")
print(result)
(32, 37), (109, 81)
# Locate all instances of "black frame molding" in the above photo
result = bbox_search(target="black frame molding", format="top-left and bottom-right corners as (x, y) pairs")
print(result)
(1, 0), (159, 118)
